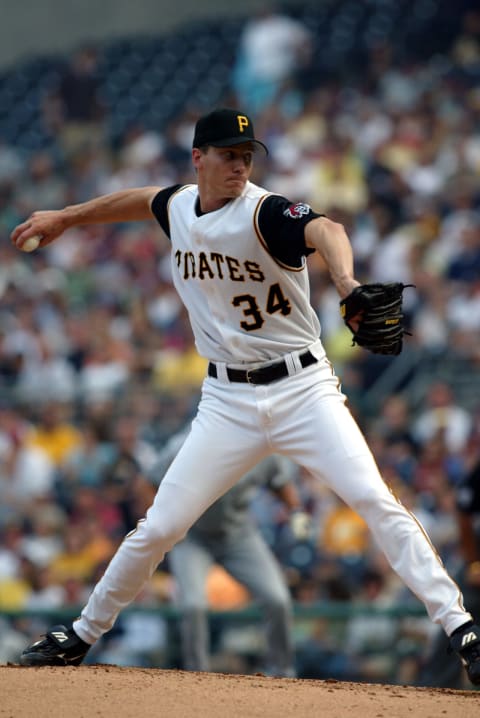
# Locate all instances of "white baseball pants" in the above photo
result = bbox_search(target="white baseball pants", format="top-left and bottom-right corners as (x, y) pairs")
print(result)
(74, 346), (471, 644)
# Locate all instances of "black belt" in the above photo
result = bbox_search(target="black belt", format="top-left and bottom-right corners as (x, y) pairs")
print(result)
(207, 350), (317, 385)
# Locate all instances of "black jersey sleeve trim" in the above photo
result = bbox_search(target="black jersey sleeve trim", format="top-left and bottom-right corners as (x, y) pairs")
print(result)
(256, 194), (322, 269)
(151, 184), (183, 239)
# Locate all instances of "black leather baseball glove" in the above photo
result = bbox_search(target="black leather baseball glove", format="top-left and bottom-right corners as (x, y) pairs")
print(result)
(340, 282), (413, 355)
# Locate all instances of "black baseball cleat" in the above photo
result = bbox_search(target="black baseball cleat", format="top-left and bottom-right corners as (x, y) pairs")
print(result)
(19, 625), (90, 667)
(449, 623), (480, 685)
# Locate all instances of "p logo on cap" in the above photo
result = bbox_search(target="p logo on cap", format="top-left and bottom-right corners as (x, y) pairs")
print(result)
(237, 115), (249, 133)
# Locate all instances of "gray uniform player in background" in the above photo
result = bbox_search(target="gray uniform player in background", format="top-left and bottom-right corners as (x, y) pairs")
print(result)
(149, 429), (309, 676)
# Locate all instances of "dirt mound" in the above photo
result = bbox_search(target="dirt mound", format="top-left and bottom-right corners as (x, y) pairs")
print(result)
(1, 664), (479, 717)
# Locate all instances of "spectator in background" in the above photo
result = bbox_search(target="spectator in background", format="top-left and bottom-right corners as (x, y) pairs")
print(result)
(14, 152), (68, 216)
(0, 522), (32, 612)
(308, 134), (369, 215)
(15, 336), (77, 405)
(100, 414), (159, 533)
(232, 7), (312, 114)
(446, 284), (480, 360)
(61, 422), (114, 492)
(43, 45), (107, 160)
(0, 520), (25, 585)
(372, 394), (417, 452)
(412, 381), (473, 455)
(47, 520), (114, 588)
(1, 435), (56, 515)
(25, 401), (82, 469)
(18, 503), (66, 570)
(78, 334), (132, 406)
(0, 137), (24, 185)
(411, 283), (451, 353)
(445, 220), (480, 283)
(318, 496), (371, 590)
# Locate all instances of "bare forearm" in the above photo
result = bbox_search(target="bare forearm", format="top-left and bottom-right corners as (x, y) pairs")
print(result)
(62, 187), (161, 226)
(11, 186), (161, 249)
(305, 216), (359, 298)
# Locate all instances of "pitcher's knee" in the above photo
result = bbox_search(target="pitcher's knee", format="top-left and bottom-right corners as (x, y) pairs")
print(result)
(135, 515), (188, 551)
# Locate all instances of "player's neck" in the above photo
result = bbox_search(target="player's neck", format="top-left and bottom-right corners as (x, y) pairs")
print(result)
(196, 192), (233, 215)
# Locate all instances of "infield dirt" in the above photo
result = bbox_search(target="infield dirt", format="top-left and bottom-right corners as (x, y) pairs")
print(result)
(1, 664), (480, 717)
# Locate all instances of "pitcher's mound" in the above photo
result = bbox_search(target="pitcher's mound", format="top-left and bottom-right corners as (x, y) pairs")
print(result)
(1, 664), (478, 717)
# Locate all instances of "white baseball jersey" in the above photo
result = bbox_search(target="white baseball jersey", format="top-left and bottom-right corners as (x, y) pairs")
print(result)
(153, 181), (322, 364)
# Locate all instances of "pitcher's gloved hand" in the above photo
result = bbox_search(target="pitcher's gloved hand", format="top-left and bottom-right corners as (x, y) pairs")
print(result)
(340, 282), (414, 356)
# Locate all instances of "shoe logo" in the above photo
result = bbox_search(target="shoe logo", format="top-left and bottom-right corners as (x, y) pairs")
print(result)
(51, 631), (69, 643)
(461, 632), (478, 647)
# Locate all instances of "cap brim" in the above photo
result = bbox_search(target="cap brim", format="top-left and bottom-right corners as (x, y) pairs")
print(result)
(208, 137), (268, 155)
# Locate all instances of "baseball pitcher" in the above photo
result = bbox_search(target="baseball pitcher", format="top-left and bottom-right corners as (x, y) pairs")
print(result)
(12, 108), (480, 685)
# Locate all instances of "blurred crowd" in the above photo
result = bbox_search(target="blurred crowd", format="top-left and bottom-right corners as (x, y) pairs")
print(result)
(0, 2), (480, 685)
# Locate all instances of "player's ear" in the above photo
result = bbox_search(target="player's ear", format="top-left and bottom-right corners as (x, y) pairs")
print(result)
(192, 147), (204, 168)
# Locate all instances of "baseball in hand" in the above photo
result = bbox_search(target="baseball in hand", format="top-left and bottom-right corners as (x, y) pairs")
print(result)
(20, 235), (42, 252)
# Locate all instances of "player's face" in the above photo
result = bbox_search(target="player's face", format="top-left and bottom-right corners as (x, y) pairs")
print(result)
(193, 144), (255, 206)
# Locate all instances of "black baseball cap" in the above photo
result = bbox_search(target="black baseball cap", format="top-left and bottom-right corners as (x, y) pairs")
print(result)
(192, 108), (268, 154)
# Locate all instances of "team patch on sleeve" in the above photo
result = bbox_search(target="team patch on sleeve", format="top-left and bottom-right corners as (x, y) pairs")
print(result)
(283, 202), (312, 219)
